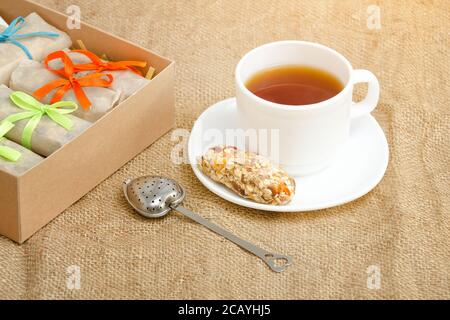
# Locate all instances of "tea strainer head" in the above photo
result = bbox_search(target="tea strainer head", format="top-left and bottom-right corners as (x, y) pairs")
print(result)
(123, 176), (185, 218)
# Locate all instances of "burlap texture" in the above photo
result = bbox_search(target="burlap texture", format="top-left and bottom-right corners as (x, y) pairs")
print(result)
(0, 0), (449, 299)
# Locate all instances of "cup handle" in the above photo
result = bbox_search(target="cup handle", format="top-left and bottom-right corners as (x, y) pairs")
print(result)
(350, 69), (380, 119)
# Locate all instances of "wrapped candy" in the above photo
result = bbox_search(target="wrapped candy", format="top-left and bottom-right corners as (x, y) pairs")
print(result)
(0, 137), (43, 176)
(0, 85), (91, 157)
(49, 49), (150, 103)
(0, 13), (72, 85)
(9, 52), (121, 122)
(0, 16), (7, 27)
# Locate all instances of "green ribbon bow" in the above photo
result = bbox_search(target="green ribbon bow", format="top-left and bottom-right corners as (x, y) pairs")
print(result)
(0, 91), (78, 151)
(0, 123), (21, 162)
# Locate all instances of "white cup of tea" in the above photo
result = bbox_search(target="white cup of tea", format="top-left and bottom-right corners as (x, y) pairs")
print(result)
(235, 40), (380, 176)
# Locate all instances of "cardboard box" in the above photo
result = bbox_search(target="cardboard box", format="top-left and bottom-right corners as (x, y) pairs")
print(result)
(0, 0), (175, 243)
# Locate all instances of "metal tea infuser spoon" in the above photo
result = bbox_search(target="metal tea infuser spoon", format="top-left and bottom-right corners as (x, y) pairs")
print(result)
(123, 176), (292, 273)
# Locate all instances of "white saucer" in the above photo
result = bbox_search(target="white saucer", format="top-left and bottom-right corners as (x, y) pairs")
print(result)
(188, 98), (389, 212)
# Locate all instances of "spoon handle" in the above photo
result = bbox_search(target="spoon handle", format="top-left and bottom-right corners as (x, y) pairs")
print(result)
(174, 205), (292, 273)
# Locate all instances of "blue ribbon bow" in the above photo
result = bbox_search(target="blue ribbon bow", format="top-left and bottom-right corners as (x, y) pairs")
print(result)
(0, 16), (60, 59)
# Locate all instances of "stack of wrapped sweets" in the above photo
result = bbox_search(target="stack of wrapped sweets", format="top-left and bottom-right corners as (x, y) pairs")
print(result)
(10, 49), (151, 121)
(0, 12), (152, 176)
(10, 51), (121, 122)
(0, 13), (72, 85)
(0, 13), (76, 175)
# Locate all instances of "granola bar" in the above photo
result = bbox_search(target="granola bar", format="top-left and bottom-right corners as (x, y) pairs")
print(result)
(198, 146), (295, 205)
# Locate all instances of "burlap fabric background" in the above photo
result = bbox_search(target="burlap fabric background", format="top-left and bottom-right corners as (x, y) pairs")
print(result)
(0, 0), (449, 299)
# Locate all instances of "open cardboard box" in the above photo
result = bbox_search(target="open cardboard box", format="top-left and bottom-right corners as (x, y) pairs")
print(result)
(0, 0), (175, 243)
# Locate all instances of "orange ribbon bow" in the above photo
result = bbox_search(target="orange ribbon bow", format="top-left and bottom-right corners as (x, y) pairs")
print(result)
(33, 51), (113, 110)
(70, 50), (147, 75)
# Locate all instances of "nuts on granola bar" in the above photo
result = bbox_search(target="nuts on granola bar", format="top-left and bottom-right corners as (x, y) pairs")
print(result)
(198, 146), (295, 205)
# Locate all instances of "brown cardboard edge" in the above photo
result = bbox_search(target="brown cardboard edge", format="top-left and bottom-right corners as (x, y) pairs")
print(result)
(0, 170), (20, 241)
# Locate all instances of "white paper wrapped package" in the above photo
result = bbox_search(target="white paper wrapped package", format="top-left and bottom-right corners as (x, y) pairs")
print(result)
(99, 69), (149, 103)
(0, 85), (91, 157)
(0, 12), (72, 85)
(0, 137), (43, 176)
(48, 50), (150, 103)
(0, 16), (7, 27)
(9, 59), (121, 122)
